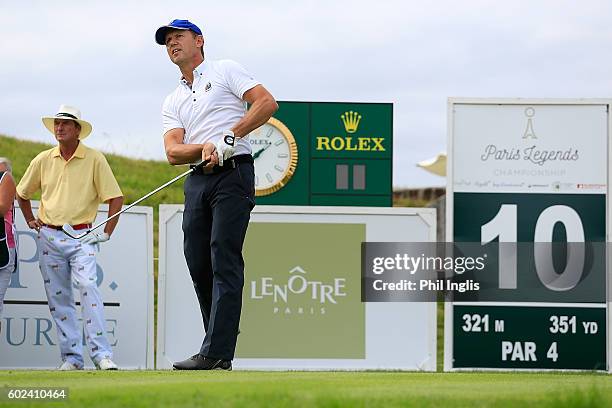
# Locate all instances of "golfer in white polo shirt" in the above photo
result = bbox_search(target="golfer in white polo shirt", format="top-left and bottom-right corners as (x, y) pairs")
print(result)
(157, 19), (278, 370)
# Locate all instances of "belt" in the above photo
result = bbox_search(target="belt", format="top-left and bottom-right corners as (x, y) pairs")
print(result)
(190, 154), (253, 175)
(43, 223), (91, 231)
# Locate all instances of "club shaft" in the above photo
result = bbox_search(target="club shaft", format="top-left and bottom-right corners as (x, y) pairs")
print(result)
(89, 165), (197, 233)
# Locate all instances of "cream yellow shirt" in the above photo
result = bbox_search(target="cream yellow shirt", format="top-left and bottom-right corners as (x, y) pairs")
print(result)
(17, 143), (122, 225)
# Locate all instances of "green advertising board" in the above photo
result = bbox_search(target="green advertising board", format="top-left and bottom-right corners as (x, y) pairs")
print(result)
(447, 99), (609, 371)
(238, 222), (366, 358)
(251, 101), (393, 206)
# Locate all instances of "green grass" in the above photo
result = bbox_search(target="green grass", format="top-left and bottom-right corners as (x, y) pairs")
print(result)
(437, 300), (445, 371)
(0, 371), (609, 408)
(393, 196), (431, 208)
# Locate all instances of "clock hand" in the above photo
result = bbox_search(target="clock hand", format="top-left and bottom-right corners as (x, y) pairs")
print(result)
(253, 143), (272, 159)
(253, 147), (266, 159)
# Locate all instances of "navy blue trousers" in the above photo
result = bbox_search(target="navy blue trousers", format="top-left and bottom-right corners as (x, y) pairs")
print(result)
(182, 161), (255, 360)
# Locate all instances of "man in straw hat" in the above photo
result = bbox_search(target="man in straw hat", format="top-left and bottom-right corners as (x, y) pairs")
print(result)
(16, 105), (124, 370)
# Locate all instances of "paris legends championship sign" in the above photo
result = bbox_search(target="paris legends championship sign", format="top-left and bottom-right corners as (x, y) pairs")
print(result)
(445, 99), (609, 371)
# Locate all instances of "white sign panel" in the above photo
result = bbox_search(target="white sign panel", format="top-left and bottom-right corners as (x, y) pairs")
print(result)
(157, 205), (437, 370)
(0, 202), (154, 369)
(445, 99), (610, 372)
(453, 103), (607, 194)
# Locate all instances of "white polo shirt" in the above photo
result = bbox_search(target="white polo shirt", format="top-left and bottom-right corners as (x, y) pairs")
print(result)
(162, 59), (260, 157)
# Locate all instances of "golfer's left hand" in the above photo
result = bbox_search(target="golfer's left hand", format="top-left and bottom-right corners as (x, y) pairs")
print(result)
(80, 232), (110, 245)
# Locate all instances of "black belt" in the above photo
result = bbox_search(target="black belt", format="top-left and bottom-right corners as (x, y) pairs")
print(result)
(190, 154), (253, 175)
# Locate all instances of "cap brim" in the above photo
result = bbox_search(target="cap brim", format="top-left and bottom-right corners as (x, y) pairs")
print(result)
(42, 117), (93, 140)
(155, 25), (189, 45)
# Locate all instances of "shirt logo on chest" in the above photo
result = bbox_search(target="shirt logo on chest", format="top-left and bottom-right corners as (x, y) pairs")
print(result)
(205, 82), (212, 92)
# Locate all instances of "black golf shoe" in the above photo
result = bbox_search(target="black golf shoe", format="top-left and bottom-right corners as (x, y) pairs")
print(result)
(173, 354), (232, 371)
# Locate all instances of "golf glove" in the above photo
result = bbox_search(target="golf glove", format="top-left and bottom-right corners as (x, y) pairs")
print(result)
(215, 130), (236, 166)
(80, 232), (110, 245)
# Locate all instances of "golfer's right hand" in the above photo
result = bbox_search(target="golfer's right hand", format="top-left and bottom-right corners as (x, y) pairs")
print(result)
(202, 142), (218, 169)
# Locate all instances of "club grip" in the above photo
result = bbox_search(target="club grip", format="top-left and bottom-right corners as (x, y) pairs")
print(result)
(191, 158), (211, 171)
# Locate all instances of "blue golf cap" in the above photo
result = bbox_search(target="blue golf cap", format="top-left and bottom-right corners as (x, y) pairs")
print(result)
(155, 19), (202, 45)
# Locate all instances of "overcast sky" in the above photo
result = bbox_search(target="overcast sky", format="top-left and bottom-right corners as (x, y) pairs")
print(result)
(2, 0), (611, 188)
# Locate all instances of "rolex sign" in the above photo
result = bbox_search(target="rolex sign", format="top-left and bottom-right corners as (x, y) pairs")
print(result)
(252, 101), (393, 207)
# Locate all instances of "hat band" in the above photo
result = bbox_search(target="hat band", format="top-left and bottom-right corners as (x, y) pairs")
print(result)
(56, 112), (78, 120)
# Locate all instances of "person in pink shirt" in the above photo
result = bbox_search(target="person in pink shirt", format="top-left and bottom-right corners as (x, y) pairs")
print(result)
(0, 157), (16, 322)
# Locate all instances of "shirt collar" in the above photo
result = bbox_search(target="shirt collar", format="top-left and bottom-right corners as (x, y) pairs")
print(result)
(180, 59), (207, 87)
(73, 142), (86, 158)
(52, 142), (86, 159)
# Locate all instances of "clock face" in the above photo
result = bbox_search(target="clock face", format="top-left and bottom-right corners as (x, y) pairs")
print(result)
(249, 117), (298, 196)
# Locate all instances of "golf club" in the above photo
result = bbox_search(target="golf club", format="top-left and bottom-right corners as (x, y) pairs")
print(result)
(61, 159), (210, 240)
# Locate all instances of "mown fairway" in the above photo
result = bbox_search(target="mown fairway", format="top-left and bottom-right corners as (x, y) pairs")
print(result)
(0, 371), (610, 408)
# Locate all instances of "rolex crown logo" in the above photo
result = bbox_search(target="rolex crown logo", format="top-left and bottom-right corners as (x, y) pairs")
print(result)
(341, 111), (362, 134)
